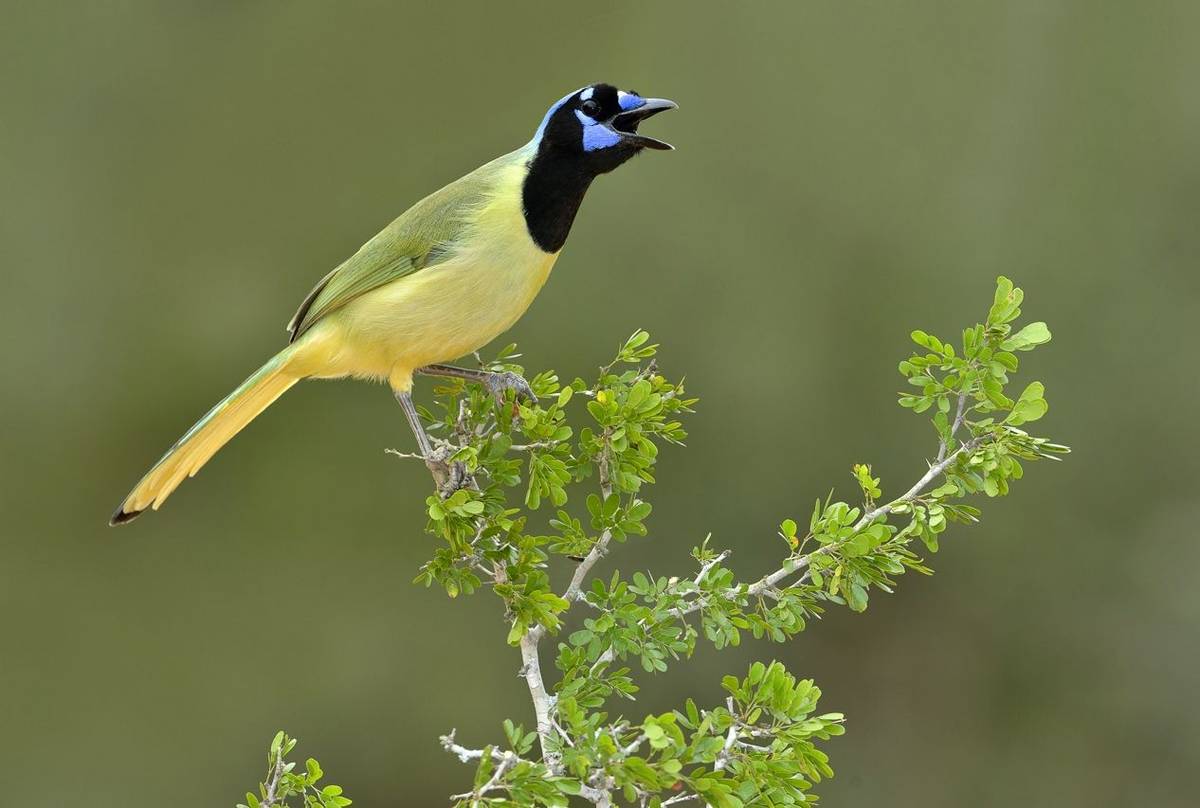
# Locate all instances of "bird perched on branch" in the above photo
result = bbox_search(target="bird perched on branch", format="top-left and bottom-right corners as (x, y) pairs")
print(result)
(110, 83), (676, 525)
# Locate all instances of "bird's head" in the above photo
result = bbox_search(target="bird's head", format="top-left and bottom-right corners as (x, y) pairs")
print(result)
(532, 83), (677, 174)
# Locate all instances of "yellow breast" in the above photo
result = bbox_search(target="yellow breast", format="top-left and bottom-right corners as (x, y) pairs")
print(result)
(306, 159), (559, 390)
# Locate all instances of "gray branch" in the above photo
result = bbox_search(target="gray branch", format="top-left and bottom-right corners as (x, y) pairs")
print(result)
(439, 729), (510, 764)
(713, 698), (739, 772)
(644, 430), (985, 627)
(449, 749), (519, 802)
(260, 752), (286, 808)
(556, 437), (617, 608)
(721, 433), (984, 610)
(519, 630), (558, 768)
(436, 357), (990, 808)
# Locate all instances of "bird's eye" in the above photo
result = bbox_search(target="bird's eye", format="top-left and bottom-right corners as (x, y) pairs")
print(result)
(580, 99), (601, 119)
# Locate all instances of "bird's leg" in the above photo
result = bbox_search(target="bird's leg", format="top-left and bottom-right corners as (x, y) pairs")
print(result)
(394, 389), (468, 496)
(417, 364), (537, 406)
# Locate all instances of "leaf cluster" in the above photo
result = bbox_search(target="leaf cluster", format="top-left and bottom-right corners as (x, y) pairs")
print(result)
(239, 278), (1066, 807)
(412, 330), (696, 645)
(238, 732), (349, 808)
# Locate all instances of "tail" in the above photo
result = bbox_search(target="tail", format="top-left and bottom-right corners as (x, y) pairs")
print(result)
(110, 349), (301, 525)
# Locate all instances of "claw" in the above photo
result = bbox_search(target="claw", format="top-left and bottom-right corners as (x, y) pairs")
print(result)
(484, 370), (537, 406)
(423, 444), (472, 497)
(438, 460), (469, 497)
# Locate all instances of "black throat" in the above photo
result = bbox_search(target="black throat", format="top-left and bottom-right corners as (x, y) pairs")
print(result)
(521, 144), (596, 253)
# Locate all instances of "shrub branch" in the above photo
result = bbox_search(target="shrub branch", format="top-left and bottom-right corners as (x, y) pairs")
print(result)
(240, 277), (1066, 808)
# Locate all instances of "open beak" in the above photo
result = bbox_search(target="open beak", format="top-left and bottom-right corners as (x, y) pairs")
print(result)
(609, 98), (678, 150)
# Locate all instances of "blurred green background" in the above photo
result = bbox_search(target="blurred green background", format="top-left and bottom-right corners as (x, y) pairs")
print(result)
(3, 2), (1197, 805)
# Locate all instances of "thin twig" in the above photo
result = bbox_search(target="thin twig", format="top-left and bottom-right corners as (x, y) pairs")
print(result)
(668, 434), (984, 620)
(450, 751), (517, 802)
(937, 386), (972, 462)
(260, 752), (286, 808)
(560, 434), (616, 604)
(558, 527), (612, 608)
(734, 740), (773, 752)
(550, 716), (576, 747)
(384, 448), (425, 461)
(620, 733), (647, 758)
(693, 550), (730, 586)
(713, 698), (739, 772)
(508, 440), (566, 452)
(443, 730), (586, 803)
(440, 730), (511, 764)
(852, 436), (983, 529)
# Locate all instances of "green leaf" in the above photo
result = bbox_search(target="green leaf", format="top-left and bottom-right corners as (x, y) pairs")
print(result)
(846, 582), (869, 612)
(1002, 321), (1051, 352)
(1007, 381), (1048, 425)
(841, 531), (871, 557)
(554, 778), (583, 795)
(988, 276), (1023, 325)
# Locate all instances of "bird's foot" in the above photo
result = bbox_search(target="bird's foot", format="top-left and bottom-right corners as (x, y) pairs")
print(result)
(423, 444), (472, 497)
(484, 370), (537, 407)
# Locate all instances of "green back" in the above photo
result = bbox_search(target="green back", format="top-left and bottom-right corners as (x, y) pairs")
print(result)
(286, 148), (527, 341)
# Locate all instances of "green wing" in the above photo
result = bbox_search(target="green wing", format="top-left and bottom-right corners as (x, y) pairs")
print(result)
(286, 151), (518, 341)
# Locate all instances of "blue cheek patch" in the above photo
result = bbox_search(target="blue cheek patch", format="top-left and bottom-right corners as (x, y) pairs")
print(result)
(575, 108), (621, 151)
(582, 124), (622, 151)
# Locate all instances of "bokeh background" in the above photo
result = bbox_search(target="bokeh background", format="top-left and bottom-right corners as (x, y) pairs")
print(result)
(3, 2), (1197, 806)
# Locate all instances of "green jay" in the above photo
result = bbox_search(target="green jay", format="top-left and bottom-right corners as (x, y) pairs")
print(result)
(111, 83), (675, 524)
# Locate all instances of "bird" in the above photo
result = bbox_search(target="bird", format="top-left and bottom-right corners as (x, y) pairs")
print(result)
(110, 83), (676, 525)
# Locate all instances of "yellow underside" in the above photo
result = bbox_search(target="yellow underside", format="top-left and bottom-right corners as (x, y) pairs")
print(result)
(292, 166), (558, 391)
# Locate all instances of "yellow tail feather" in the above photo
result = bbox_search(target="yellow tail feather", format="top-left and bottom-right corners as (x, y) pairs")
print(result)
(111, 352), (299, 525)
